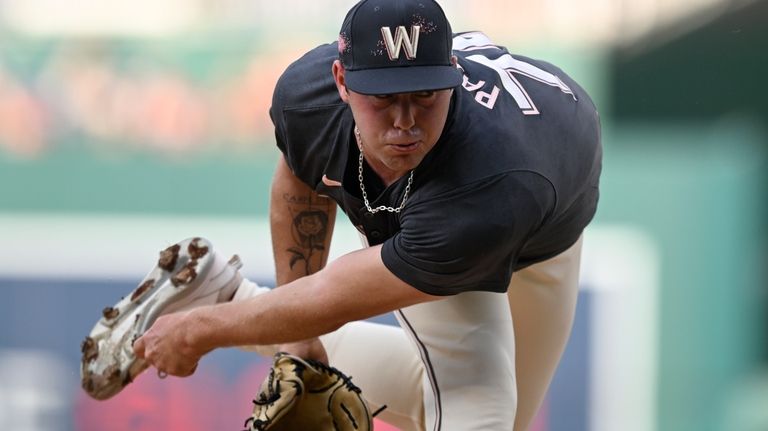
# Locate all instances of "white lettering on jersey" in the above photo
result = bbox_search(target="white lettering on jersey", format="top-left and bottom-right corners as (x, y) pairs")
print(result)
(454, 32), (577, 113)
(453, 31), (501, 52)
(461, 75), (485, 92)
(462, 75), (500, 109)
(381, 25), (421, 60)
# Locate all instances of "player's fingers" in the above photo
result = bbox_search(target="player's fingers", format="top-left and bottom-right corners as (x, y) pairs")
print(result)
(133, 335), (146, 358)
(170, 362), (198, 378)
(280, 338), (329, 364)
(185, 362), (199, 377)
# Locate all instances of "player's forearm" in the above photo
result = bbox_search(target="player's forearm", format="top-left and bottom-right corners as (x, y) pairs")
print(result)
(189, 272), (345, 350)
(187, 246), (438, 351)
(270, 155), (336, 286)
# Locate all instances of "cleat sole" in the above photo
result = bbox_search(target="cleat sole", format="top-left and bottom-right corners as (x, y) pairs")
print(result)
(79, 237), (243, 401)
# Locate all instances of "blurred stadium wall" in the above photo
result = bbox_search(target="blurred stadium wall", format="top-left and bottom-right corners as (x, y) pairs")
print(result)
(1, 1), (766, 430)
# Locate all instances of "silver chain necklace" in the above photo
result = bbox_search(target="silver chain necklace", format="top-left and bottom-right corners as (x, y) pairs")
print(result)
(355, 126), (414, 214)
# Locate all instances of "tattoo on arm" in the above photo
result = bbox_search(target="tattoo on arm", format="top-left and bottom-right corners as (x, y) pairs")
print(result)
(284, 193), (333, 276)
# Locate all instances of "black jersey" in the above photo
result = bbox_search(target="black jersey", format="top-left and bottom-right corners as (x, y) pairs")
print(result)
(270, 32), (602, 296)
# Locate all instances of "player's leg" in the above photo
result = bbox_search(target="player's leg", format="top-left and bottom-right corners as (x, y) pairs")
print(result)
(320, 321), (426, 431)
(508, 235), (583, 431)
(397, 291), (517, 431)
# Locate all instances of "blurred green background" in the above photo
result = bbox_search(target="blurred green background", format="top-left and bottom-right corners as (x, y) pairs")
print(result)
(1, 0), (766, 430)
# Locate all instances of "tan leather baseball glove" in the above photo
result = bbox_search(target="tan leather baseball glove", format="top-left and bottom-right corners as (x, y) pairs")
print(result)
(244, 352), (375, 431)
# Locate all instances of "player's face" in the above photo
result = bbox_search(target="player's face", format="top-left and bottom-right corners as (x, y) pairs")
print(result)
(334, 63), (453, 184)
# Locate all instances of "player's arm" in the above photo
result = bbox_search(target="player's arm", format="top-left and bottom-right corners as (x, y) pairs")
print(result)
(270, 154), (336, 286)
(270, 154), (336, 360)
(134, 241), (437, 376)
(191, 241), (439, 350)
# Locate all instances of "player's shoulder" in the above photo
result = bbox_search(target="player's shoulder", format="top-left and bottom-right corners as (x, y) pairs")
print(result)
(451, 31), (596, 118)
(452, 31), (569, 78)
(272, 42), (341, 110)
(454, 35), (563, 74)
(433, 32), (601, 191)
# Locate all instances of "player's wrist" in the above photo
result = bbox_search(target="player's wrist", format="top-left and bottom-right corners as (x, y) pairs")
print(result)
(182, 307), (220, 355)
(279, 338), (328, 364)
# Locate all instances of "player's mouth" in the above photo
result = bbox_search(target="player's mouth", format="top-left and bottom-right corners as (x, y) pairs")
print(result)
(389, 141), (421, 153)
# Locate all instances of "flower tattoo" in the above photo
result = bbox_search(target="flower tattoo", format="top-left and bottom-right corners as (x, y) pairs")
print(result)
(288, 210), (329, 274)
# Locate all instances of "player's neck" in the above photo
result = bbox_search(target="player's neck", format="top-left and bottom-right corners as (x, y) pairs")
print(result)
(363, 155), (409, 187)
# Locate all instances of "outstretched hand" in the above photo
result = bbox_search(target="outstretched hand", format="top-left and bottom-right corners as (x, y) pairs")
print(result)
(133, 310), (203, 378)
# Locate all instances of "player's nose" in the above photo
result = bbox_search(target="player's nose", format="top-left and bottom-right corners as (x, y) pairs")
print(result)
(392, 97), (416, 131)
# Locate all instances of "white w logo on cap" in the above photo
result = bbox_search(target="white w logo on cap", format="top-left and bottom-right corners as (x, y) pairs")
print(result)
(381, 25), (421, 60)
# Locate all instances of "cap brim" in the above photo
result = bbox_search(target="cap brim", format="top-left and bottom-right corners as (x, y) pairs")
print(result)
(345, 65), (463, 95)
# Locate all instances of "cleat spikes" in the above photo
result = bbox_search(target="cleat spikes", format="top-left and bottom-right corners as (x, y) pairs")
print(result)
(158, 244), (181, 271)
(188, 238), (209, 259)
(102, 306), (119, 320)
(131, 279), (155, 302)
(228, 254), (243, 269)
(171, 262), (198, 286)
(81, 336), (99, 363)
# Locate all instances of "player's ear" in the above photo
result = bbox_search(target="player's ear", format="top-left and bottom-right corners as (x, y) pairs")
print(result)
(451, 55), (458, 67)
(332, 60), (350, 103)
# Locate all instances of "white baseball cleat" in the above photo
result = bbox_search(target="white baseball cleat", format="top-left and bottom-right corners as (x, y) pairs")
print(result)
(80, 237), (243, 400)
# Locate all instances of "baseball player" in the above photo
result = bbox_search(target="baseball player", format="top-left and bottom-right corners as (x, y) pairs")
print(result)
(83, 1), (601, 430)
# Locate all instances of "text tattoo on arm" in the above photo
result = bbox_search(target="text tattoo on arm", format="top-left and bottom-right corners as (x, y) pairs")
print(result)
(283, 193), (334, 276)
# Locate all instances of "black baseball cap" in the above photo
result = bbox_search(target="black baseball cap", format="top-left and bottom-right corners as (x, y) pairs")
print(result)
(338, 0), (462, 95)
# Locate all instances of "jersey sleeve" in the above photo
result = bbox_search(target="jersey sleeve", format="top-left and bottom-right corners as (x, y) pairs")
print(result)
(268, 42), (343, 180)
(270, 69), (292, 164)
(381, 171), (555, 296)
